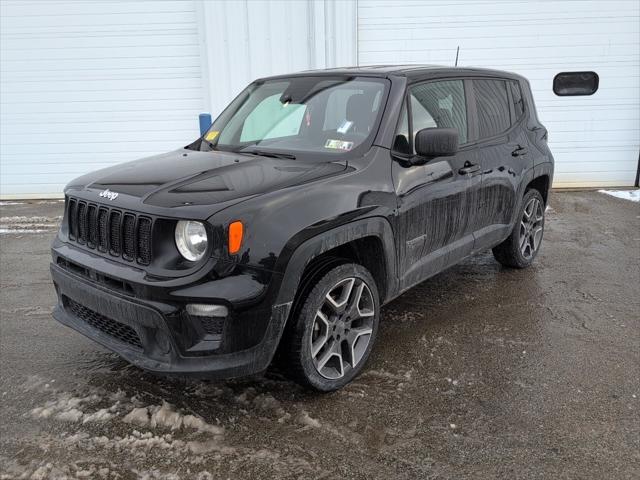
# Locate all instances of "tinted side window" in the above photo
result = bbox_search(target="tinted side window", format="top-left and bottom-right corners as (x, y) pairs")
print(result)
(474, 79), (510, 138)
(509, 81), (524, 122)
(409, 80), (467, 149)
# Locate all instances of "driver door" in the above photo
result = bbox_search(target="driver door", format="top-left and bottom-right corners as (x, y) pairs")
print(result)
(391, 79), (481, 291)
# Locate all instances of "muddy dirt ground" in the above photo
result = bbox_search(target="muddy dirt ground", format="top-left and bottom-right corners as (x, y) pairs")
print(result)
(1, 191), (638, 480)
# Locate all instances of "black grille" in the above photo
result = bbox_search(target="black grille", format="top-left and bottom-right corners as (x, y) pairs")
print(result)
(68, 199), (78, 239)
(63, 296), (143, 349)
(66, 197), (152, 265)
(109, 211), (121, 256)
(122, 214), (136, 260)
(77, 202), (87, 243)
(98, 208), (108, 252)
(87, 205), (98, 248)
(137, 218), (152, 265)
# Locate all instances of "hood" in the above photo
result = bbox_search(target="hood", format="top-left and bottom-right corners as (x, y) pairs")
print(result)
(65, 149), (348, 218)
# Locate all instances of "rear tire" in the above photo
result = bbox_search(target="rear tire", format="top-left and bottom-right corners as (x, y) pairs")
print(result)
(283, 263), (380, 392)
(492, 189), (546, 269)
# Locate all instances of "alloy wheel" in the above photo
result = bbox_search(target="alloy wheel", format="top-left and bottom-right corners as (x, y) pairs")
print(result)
(310, 277), (375, 380)
(519, 197), (544, 260)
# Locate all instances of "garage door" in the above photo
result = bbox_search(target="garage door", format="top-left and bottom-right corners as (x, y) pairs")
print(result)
(0, 0), (205, 198)
(357, 0), (640, 187)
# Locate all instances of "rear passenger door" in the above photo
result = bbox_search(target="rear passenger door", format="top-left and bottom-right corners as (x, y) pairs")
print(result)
(470, 78), (531, 251)
(391, 79), (481, 290)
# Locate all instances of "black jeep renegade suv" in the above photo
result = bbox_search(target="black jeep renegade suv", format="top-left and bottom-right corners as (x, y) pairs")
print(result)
(51, 65), (553, 391)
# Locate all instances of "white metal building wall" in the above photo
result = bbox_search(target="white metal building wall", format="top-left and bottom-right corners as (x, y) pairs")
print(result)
(2, 0), (637, 197)
(0, 0), (357, 198)
(0, 0), (207, 198)
(358, 0), (640, 188)
(197, 0), (357, 117)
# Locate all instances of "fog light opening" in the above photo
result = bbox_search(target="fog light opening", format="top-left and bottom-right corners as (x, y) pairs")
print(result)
(186, 304), (228, 317)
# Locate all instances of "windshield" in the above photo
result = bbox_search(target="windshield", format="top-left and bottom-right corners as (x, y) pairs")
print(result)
(197, 76), (389, 158)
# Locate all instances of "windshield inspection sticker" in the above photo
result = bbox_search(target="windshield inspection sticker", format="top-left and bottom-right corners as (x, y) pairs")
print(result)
(336, 120), (353, 134)
(205, 130), (219, 141)
(325, 139), (354, 151)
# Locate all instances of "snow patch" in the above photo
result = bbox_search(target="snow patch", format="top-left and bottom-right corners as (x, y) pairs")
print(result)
(0, 459), (115, 480)
(234, 386), (256, 405)
(55, 408), (84, 422)
(122, 406), (150, 426)
(0, 215), (62, 224)
(364, 369), (413, 382)
(63, 429), (233, 457)
(0, 228), (50, 234)
(29, 394), (97, 422)
(82, 408), (115, 423)
(134, 471), (181, 480)
(133, 471), (216, 480)
(187, 439), (234, 455)
(123, 402), (223, 435)
(298, 411), (321, 429)
(599, 189), (640, 203)
(108, 389), (127, 402)
(0, 215), (61, 233)
(29, 391), (122, 425)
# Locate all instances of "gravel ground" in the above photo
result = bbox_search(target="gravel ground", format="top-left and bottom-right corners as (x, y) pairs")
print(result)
(0, 191), (638, 480)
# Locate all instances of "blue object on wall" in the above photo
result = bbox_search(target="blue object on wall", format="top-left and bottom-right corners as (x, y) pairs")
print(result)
(199, 113), (212, 136)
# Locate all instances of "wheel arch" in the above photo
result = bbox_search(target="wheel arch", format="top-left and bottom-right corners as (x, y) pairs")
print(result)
(526, 174), (551, 205)
(274, 217), (398, 311)
(531, 162), (554, 205)
(511, 165), (552, 228)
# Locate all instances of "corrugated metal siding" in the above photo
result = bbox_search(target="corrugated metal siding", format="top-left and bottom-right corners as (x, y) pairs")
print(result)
(198, 0), (357, 116)
(358, 0), (640, 187)
(0, 0), (206, 198)
(0, 0), (357, 198)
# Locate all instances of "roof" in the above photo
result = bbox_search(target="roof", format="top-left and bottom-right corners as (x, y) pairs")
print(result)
(262, 64), (524, 82)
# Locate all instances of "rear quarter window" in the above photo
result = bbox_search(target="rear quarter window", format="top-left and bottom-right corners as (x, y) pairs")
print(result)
(509, 81), (525, 122)
(473, 79), (510, 139)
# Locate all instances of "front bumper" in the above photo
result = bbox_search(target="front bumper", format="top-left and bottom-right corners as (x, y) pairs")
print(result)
(50, 262), (290, 378)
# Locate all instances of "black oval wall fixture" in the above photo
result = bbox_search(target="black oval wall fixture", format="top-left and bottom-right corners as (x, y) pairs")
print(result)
(553, 71), (599, 96)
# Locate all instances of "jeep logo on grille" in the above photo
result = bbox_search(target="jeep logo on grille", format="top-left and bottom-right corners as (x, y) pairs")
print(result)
(99, 189), (118, 201)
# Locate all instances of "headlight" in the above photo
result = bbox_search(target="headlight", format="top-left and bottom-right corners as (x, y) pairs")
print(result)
(175, 220), (208, 261)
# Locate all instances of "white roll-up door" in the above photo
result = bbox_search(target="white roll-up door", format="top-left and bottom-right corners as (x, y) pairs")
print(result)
(1, 0), (206, 198)
(357, 0), (640, 187)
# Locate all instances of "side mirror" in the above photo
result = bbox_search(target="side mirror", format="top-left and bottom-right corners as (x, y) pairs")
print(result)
(414, 128), (458, 160)
(199, 113), (212, 136)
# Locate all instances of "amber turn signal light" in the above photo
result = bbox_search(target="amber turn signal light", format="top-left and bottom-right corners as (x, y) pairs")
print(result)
(228, 221), (244, 254)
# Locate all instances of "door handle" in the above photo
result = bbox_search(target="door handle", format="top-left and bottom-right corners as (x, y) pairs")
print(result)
(511, 145), (528, 157)
(458, 162), (480, 175)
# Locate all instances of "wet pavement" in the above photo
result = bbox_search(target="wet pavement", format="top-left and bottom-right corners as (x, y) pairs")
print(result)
(0, 191), (638, 480)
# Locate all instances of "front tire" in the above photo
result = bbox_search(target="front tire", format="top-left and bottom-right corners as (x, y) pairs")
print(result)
(284, 263), (380, 391)
(493, 188), (546, 268)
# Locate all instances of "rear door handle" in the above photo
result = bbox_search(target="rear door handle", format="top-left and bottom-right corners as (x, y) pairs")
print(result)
(511, 145), (528, 157)
(458, 162), (480, 175)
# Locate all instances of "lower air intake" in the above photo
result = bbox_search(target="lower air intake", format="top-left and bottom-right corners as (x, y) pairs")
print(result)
(63, 296), (143, 349)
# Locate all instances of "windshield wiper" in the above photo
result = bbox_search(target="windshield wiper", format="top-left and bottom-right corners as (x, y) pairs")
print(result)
(241, 149), (296, 160)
